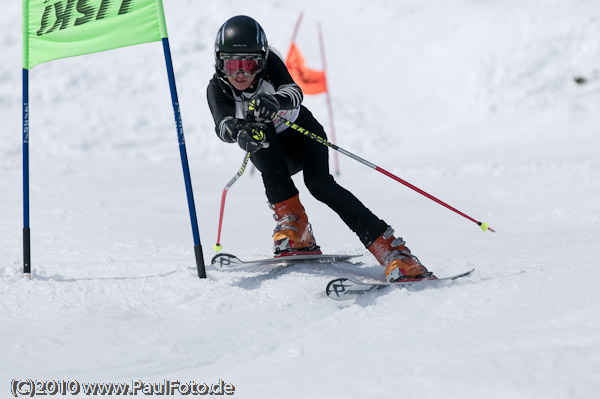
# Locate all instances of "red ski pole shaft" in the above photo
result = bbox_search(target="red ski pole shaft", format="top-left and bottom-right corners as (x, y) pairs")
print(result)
(214, 188), (228, 249)
(214, 152), (252, 252)
(278, 117), (495, 233)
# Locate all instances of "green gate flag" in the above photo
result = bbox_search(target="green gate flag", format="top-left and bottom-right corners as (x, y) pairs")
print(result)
(23, 0), (168, 69)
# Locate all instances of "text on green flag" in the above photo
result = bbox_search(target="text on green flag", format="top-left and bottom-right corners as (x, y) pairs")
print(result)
(23, 0), (168, 69)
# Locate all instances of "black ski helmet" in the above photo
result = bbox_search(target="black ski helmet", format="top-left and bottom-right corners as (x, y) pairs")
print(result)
(214, 15), (269, 72)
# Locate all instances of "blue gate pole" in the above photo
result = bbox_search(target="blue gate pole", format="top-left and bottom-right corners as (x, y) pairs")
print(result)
(161, 38), (206, 278)
(23, 68), (31, 278)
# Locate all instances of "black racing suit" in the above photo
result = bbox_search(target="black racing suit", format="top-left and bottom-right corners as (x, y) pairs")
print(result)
(206, 50), (387, 247)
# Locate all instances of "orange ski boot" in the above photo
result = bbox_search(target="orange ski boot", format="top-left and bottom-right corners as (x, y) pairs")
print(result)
(271, 194), (321, 256)
(368, 227), (435, 282)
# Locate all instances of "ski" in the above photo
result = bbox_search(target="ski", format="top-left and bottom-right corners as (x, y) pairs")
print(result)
(211, 252), (362, 271)
(326, 268), (475, 301)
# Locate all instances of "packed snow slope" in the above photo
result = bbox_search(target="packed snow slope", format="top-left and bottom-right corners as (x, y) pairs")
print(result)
(2, 0), (600, 398)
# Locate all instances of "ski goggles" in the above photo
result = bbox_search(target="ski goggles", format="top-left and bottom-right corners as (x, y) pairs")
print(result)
(219, 54), (263, 77)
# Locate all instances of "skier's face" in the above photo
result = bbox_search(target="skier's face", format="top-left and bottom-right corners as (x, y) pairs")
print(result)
(220, 54), (262, 91)
(226, 72), (255, 91)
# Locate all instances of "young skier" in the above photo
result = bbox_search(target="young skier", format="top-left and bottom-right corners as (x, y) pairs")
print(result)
(206, 15), (435, 282)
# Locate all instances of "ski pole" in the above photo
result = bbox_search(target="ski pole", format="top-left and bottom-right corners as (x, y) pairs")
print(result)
(277, 116), (495, 233)
(213, 152), (252, 252)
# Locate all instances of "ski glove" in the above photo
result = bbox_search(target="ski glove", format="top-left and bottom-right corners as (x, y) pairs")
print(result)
(220, 117), (246, 142)
(249, 93), (280, 122)
(237, 122), (269, 153)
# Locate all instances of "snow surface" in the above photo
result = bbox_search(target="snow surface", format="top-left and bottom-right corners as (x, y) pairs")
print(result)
(2, 0), (600, 398)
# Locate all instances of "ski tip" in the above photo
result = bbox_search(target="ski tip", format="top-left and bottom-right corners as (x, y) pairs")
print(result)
(213, 243), (223, 252)
(326, 278), (353, 300)
(210, 253), (244, 270)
